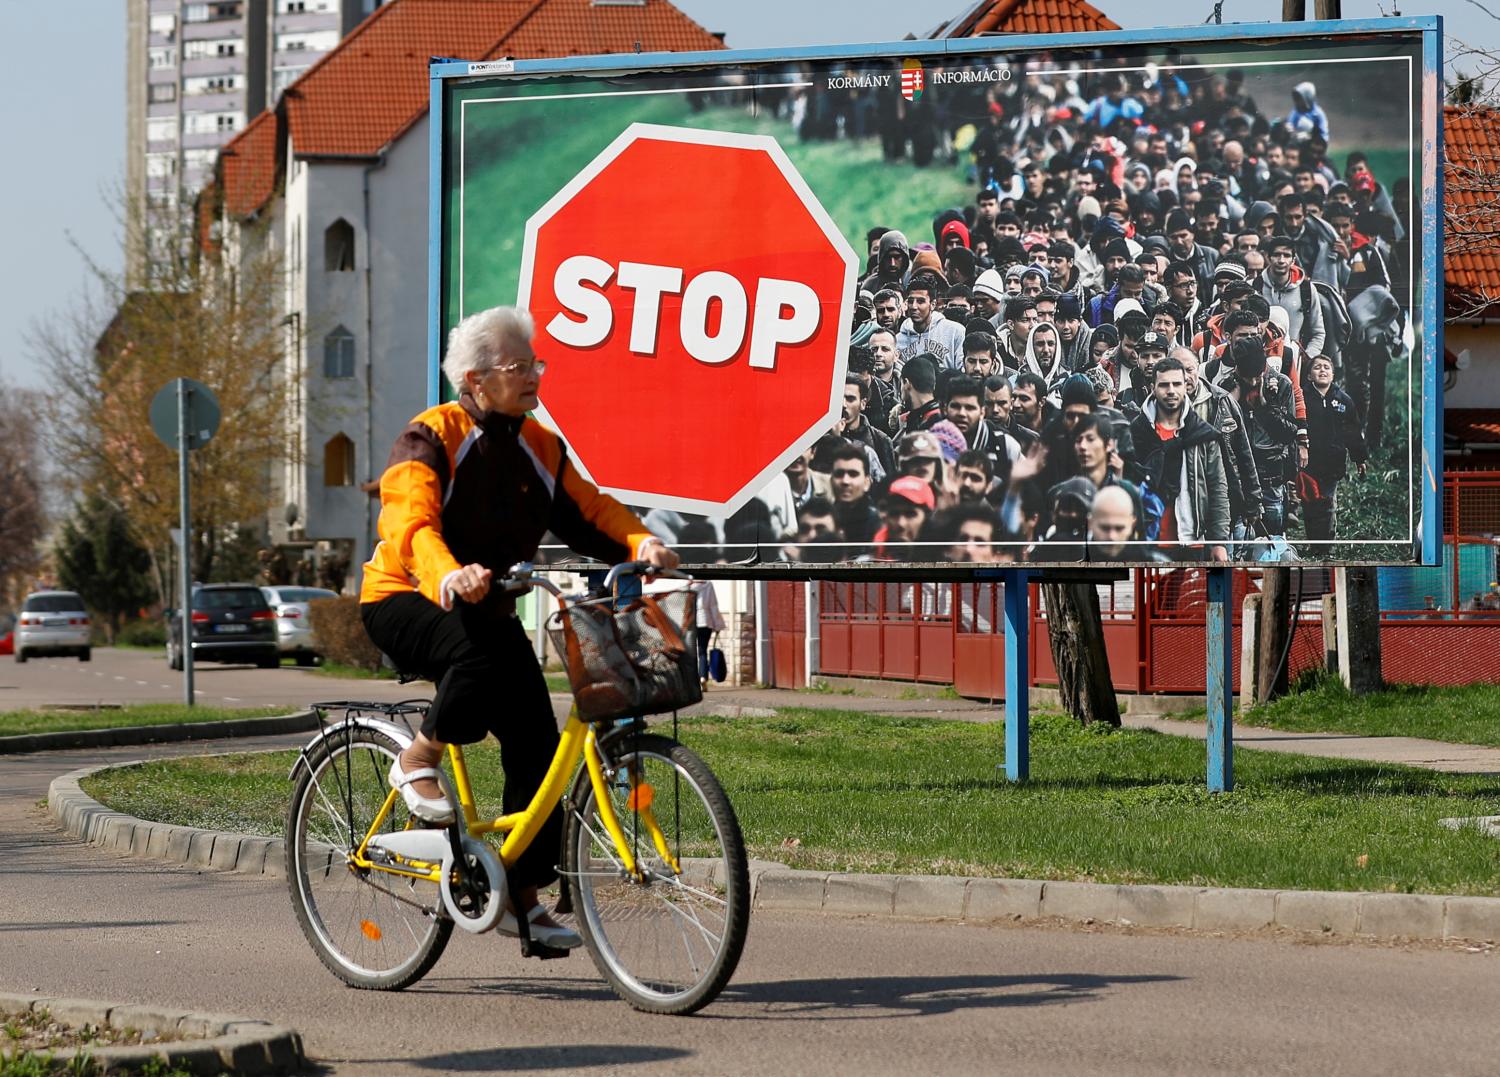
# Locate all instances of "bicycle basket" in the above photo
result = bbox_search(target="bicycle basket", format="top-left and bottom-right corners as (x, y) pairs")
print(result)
(547, 587), (702, 722)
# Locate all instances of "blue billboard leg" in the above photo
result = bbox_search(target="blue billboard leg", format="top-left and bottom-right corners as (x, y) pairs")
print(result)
(1206, 566), (1234, 792)
(1003, 570), (1034, 783)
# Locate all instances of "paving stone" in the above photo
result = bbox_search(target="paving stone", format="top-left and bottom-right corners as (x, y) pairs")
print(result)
(41, 997), (111, 1029)
(1358, 892), (1445, 938)
(1041, 880), (1120, 923)
(1275, 889), (1360, 935)
(893, 876), (968, 919)
(234, 836), (272, 874)
(208, 834), (242, 872)
(187, 830), (217, 869)
(84, 1045), (163, 1071)
(155, 1041), (225, 1075)
(964, 878), (1042, 921)
(129, 822), (154, 856)
(1195, 887), (1276, 931)
(261, 1027), (305, 1070)
(107, 1003), (192, 1035)
(823, 873), (899, 915)
(260, 839), (286, 879)
(165, 827), (197, 862)
(0, 993), (47, 1017)
(177, 1013), (238, 1038)
(754, 871), (827, 911)
(1116, 885), (1199, 929)
(145, 825), (176, 861)
(1444, 896), (1500, 942)
(217, 1033), (273, 1071)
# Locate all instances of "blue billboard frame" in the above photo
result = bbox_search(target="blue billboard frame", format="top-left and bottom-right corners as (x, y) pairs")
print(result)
(429, 14), (1444, 568)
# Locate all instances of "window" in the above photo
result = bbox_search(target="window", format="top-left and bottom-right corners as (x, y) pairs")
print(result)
(147, 117), (177, 144)
(149, 82), (177, 103)
(184, 3), (209, 21)
(323, 219), (354, 272)
(148, 47), (177, 69)
(278, 29), (339, 53)
(184, 38), (239, 59)
(184, 148), (217, 172)
(323, 327), (355, 379)
(147, 153), (177, 179)
(323, 434), (355, 486)
(272, 66), (305, 97)
(184, 74), (238, 95)
(149, 13), (176, 38)
(184, 111), (242, 135)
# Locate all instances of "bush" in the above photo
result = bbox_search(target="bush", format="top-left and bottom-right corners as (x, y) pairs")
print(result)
(309, 596), (381, 672)
(117, 618), (167, 648)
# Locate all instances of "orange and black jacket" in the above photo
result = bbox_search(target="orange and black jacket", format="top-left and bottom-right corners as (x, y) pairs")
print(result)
(360, 393), (656, 613)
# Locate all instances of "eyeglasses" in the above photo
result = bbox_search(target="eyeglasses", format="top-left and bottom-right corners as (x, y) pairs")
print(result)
(489, 358), (546, 378)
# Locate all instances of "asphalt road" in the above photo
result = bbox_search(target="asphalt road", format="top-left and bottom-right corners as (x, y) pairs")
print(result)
(4, 736), (1500, 1076)
(0, 646), (420, 712)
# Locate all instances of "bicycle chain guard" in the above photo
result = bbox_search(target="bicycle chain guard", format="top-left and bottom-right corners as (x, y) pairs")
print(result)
(364, 829), (506, 934)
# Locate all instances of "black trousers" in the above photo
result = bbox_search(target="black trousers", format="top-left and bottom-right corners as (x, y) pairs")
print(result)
(361, 592), (561, 890)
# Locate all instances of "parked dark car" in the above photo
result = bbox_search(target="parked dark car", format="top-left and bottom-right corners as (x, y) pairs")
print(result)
(167, 584), (279, 670)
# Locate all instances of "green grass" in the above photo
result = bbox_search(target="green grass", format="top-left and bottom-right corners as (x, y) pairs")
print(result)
(1190, 676), (1500, 749)
(306, 659), (396, 681)
(453, 91), (971, 315)
(0, 704), (288, 737)
(80, 708), (1500, 896)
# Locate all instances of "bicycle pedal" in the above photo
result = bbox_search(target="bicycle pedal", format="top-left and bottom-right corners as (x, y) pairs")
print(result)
(520, 940), (572, 961)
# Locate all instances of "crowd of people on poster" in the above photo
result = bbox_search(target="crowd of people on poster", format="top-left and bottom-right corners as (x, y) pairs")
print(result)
(628, 51), (1417, 566)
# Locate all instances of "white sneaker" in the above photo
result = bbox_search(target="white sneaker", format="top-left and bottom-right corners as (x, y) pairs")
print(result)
(498, 904), (582, 949)
(387, 757), (455, 826)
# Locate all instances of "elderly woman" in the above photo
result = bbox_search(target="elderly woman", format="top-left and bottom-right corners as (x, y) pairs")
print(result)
(360, 305), (678, 948)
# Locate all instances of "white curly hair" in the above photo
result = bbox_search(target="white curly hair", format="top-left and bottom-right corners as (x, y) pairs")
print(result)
(442, 306), (535, 395)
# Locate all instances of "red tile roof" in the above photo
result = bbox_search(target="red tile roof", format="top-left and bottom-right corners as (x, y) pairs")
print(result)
(1444, 105), (1500, 316)
(934, 0), (1119, 36)
(219, 0), (722, 218)
(218, 109), (281, 220)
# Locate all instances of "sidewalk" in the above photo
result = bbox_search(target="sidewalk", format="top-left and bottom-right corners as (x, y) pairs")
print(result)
(687, 685), (1500, 775)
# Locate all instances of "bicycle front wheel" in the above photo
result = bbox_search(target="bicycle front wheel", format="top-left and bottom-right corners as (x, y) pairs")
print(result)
(285, 725), (453, 990)
(566, 733), (750, 1015)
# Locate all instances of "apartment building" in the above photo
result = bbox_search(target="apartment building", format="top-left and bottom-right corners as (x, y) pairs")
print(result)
(125, 0), (379, 278)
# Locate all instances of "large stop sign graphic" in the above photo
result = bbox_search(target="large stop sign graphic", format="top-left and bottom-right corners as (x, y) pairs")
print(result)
(517, 123), (857, 517)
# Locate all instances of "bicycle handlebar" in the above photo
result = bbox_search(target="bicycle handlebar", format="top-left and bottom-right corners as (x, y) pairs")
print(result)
(499, 560), (691, 600)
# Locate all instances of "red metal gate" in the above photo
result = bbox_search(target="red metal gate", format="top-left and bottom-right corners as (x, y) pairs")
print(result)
(773, 470), (1500, 695)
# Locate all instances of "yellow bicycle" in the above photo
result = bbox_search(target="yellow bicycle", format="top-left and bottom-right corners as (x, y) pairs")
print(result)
(284, 563), (749, 1015)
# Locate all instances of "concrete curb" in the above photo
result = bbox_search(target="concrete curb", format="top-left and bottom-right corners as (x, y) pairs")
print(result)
(0, 710), (318, 755)
(0, 990), (303, 1074)
(48, 762), (1500, 947)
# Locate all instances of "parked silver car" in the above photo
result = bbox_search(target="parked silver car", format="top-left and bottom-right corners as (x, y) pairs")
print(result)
(15, 591), (92, 663)
(261, 586), (340, 666)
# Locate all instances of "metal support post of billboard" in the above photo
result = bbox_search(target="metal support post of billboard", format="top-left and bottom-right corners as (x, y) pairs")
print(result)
(177, 380), (195, 708)
(1003, 568), (1037, 783)
(1205, 566), (1234, 792)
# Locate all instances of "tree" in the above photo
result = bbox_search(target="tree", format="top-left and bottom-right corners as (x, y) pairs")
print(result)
(29, 185), (298, 604)
(1043, 580), (1121, 727)
(0, 380), (47, 605)
(54, 494), (155, 642)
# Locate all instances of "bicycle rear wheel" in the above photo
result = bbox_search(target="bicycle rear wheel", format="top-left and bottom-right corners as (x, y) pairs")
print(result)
(565, 732), (749, 1015)
(286, 725), (453, 990)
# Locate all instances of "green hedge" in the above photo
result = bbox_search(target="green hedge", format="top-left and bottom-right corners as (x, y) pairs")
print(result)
(117, 618), (167, 648)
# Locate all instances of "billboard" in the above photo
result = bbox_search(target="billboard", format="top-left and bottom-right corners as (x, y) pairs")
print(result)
(430, 16), (1442, 574)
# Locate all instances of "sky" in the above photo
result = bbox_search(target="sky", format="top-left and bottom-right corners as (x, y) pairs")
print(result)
(1, 0), (1495, 390)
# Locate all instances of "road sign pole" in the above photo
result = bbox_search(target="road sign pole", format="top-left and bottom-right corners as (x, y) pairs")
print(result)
(178, 379), (195, 708)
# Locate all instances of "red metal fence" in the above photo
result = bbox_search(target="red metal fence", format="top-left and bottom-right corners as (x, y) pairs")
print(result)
(774, 471), (1500, 696)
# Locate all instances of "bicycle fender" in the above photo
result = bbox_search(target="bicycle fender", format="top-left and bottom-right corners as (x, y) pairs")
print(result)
(287, 714), (416, 781)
